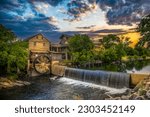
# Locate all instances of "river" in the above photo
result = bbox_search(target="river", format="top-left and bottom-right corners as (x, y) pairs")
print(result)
(0, 77), (127, 100)
(0, 60), (149, 100)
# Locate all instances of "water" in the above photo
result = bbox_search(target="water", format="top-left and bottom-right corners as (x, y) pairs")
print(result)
(0, 77), (127, 100)
(87, 60), (150, 74)
(1, 60), (149, 100)
(125, 60), (150, 74)
(64, 68), (130, 88)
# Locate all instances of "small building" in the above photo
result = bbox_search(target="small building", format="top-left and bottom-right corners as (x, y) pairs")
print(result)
(28, 33), (50, 53)
(27, 33), (51, 76)
(26, 33), (70, 76)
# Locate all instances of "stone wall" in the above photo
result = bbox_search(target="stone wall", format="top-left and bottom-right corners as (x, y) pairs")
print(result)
(51, 65), (66, 76)
(130, 74), (150, 86)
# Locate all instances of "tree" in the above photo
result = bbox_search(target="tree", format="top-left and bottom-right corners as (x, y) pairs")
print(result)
(0, 24), (28, 77)
(100, 34), (128, 63)
(0, 24), (16, 43)
(137, 14), (150, 48)
(68, 34), (94, 67)
(101, 34), (120, 49)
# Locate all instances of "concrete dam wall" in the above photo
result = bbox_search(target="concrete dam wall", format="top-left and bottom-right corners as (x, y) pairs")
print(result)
(52, 65), (149, 88)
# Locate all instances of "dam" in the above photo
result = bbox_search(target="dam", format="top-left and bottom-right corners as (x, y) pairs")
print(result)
(52, 65), (150, 88)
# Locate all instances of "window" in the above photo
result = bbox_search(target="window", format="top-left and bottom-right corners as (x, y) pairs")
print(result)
(37, 35), (42, 39)
(62, 54), (66, 59)
(33, 42), (36, 46)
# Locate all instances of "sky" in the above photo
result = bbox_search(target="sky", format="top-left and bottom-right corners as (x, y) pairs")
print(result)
(0, 0), (150, 42)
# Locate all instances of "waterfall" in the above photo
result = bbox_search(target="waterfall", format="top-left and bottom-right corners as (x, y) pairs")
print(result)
(64, 68), (130, 88)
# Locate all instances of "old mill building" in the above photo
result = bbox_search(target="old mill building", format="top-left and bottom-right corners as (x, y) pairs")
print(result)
(27, 33), (70, 60)
(27, 33), (70, 76)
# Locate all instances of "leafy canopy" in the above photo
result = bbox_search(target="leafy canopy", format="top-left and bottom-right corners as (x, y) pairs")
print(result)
(137, 14), (150, 48)
(0, 24), (28, 76)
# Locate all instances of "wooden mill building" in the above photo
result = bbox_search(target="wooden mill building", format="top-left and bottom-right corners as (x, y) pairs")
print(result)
(27, 33), (69, 76)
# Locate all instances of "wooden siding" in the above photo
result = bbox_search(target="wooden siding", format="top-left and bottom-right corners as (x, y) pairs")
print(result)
(28, 34), (50, 52)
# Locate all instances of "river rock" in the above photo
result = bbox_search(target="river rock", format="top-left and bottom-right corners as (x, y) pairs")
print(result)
(22, 81), (31, 85)
(146, 90), (150, 99)
(146, 82), (150, 87)
(13, 82), (24, 87)
(129, 93), (138, 100)
(134, 96), (145, 100)
(121, 95), (130, 100)
(16, 80), (24, 84)
(138, 88), (147, 96)
(104, 75), (150, 100)
(0, 77), (31, 89)
(1, 82), (11, 86)
(113, 97), (121, 100)
(145, 84), (150, 90)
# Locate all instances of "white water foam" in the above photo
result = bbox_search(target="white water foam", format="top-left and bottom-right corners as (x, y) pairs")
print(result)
(58, 77), (128, 95)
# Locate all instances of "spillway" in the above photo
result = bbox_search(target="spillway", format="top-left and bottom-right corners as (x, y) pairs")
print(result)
(64, 68), (130, 88)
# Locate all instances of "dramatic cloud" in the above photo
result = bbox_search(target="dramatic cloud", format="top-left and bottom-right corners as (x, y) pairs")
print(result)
(95, 0), (150, 25)
(76, 25), (96, 29)
(0, 0), (59, 39)
(64, 0), (150, 25)
(28, 0), (63, 7)
(47, 16), (58, 25)
(67, 0), (97, 21)
(0, 0), (150, 41)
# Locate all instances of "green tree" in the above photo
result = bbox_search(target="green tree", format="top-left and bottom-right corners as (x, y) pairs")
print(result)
(68, 34), (94, 67)
(101, 34), (120, 49)
(0, 24), (28, 77)
(100, 35), (129, 63)
(137, 14), (150, 48)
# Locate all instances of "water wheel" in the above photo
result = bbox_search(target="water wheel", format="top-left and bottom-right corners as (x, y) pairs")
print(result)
(33, 55), (51, 74)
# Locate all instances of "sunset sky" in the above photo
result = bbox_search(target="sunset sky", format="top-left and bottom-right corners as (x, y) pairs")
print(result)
(0, 0), (150, 42)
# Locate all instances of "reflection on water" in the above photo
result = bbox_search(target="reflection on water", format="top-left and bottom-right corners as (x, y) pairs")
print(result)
(125, 60), (150, 74)
(92, 60), (150, 74)
(0, 77), (127, 100)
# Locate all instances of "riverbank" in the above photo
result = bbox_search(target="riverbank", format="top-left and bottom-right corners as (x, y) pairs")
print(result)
(0, 77), (31, 89)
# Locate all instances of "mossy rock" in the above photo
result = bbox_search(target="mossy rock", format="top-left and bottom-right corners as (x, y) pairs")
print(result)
(138, 88), (147, 96)
(134, 96), (145, 100)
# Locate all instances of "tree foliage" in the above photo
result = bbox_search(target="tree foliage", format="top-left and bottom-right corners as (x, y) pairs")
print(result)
(68, 34), (94, 66)
(99, 34), (131, 63)
(137, 14), (150, 48)
(0, 24), (28, 76)
(101, 34), (120, 49)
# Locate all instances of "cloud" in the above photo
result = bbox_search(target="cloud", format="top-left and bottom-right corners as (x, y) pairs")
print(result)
(64, 0), (150, 25)
(76, 25), (96, 29)
(28, 0), (63, 7)
(47, 16), (58, 25)
(96, 0), (150, 25)
(66, 0), (97, 21)
(0, 0), (59, 40)
(93, 29), (125, 33)
(32, 2), (50, 15)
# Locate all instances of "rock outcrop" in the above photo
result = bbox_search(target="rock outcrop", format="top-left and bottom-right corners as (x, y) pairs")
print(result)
(0, 78), (31, 89)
